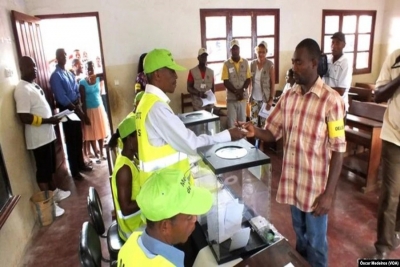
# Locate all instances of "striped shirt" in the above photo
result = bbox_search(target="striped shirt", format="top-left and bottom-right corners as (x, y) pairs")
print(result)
(265, 77), (346, 212)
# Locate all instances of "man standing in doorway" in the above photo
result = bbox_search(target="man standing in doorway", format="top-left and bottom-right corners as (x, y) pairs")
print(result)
(50, 48), (92, 181)
(240, 39), (346, 267)
(222, 39), (251, 128)
(14, 56), (71, 217)
(187, 48), (215, 112)
(323, 32), (353, 112)
(373, 49), (400, 259)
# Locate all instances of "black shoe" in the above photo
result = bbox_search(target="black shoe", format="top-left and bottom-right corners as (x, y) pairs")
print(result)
(73, 173), (84, 181)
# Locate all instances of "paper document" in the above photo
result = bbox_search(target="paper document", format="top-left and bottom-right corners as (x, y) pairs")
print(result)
(258, 103), (274, 118)
(66, 113), (81, 121)
(202, 90), (216, 107)
(54, 109), (74, 118)
(229, 227), (251, 251)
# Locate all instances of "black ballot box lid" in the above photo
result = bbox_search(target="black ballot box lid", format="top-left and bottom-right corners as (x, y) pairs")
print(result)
(196, 139), (270, 175)
(178, 110), (219, 127)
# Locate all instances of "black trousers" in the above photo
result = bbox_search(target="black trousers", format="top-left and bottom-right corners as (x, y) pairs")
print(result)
(60, 108), (85, 176)
(32, 141), (55, 183)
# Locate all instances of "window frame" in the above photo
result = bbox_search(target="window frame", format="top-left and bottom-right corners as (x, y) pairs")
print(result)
(200, 9), (280, 89)
(321, 9), (377, 75)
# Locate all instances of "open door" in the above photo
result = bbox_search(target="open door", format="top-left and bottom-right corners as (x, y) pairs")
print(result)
(10, 10), (64, 168)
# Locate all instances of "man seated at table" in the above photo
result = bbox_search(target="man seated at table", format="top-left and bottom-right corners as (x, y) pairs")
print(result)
(117, 168), (213, 267)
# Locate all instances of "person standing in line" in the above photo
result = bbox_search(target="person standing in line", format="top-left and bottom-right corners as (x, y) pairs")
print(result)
(372, 49), (400, 259)
(249, 41), (276, 127)
(135, 48), (246, 185)
(50, 48), (92, 181)
(240, 38), (346, 267)
(14, 56), (71, 217)
(323, 32), (353, 112)
(221, 39), (251, 128)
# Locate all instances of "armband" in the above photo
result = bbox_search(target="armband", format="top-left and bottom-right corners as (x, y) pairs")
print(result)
(327, 119), (345, 138)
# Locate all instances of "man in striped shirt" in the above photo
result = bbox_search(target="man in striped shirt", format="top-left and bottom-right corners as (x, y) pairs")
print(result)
(241, 38), (346, 267)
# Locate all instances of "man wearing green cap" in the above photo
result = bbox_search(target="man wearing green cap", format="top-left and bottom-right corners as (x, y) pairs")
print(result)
(108, 115), (144, 241)
(117, 168), (213, 267)
(135, 48), (246, 186)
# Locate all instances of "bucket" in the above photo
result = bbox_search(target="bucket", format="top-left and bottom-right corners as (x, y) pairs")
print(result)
(30, 190), (55, 226)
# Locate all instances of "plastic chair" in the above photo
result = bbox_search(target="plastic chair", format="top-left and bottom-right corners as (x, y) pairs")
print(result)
(87, 187), (124, 261)
(79, 221), (118, 267)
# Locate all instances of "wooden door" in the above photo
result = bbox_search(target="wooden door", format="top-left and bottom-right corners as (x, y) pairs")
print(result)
(10, 10), (65, 169)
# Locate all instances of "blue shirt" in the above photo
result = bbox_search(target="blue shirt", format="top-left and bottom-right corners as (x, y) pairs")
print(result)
(139, 230), (184, 267)
(50, 65), (80, 107)
(79, 77), (101, 109)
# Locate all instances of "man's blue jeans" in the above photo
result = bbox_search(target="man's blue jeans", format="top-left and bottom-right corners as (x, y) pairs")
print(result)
(290, 205), (328, 267)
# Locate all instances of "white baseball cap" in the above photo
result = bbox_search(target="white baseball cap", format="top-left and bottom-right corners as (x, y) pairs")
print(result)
(198, 48), (208, 56)
(230, 39), (240, 49)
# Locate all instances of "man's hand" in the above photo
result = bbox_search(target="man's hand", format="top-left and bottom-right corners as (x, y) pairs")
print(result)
(227, 127), (247, 141)
(235, 121), (256, 138)
(311, 193), (334, 216)
(235, 89), (244, 101)
(200, 92), (207, 99)
(266, 99), (273, 111)
(47, 116), (61, 125)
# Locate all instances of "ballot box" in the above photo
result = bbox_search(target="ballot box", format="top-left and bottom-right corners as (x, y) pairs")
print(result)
(193, 139), (283, 264)
(178, 110), (220, 135)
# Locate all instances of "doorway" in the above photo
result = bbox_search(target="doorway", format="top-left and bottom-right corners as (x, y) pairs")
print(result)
(37, 13), (113, 134)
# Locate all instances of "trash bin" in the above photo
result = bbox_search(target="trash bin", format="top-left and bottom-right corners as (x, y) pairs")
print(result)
(30, 190), (55, 226)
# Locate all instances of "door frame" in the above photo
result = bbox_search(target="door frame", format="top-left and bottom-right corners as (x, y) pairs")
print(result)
(36, 12), (114, 132)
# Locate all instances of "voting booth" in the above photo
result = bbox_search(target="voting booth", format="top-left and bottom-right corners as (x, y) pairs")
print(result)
(193, 139), (283, 264)
(178, 110), (220, 136)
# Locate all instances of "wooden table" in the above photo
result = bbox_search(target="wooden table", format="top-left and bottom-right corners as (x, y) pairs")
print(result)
(345, 114), (383, 193)
(235, 239), (310, 267)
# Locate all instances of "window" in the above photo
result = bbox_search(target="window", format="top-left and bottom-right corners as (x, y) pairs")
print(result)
(200, 9), (280, 87)
(322, 10), (376, 75)
(0, 145), (20, 230)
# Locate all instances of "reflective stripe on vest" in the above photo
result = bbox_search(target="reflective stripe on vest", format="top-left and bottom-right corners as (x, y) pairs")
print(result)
(111, 155), (143, 241)
(135, 92), (191, 186)
(117, 232), (175, 267)
(139, 151), (188, 172)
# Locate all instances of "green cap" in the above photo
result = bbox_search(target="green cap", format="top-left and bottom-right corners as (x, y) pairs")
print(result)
(137, 168), (213, 221)
(118, 115), (136, 139)
(134, 91), (144, 104)
(143, 49), (186, 74)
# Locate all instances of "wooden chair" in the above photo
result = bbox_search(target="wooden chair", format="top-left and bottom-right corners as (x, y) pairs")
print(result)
(181, 93), (192, 113)
(354, 82), (375, 91)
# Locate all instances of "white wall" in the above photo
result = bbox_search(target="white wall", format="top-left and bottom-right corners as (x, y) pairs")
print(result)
(0, 1), (39, 266)
(380, 0), (400, 59)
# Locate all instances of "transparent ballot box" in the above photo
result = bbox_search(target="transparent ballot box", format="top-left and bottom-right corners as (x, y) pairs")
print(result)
(194, 139), (281, 264)
(178, 110), (220, 135)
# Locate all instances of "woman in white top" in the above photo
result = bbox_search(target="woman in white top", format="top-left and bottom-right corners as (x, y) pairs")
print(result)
(249, 41), (276, 127)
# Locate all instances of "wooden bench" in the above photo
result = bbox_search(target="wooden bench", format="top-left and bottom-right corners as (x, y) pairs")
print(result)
(354, 82), (375, 91)
(349, 86), (373, 103)
(181, 93), (193, 113)
(344, 100), (386, 193)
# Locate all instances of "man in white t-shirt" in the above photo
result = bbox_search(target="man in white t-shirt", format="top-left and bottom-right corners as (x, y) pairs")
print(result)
(323, 32), (353, 111)
(14, 56), (71, 217)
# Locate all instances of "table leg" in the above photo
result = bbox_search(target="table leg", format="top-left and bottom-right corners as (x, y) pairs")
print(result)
(362, 128), (382, 193)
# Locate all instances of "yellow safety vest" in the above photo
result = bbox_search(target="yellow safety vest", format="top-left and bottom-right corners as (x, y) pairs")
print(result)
(117, 232), (175, 267)
(111, 155), (143, 241)
(135, 93), (191, 186)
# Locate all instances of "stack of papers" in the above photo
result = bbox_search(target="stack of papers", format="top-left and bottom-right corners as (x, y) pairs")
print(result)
(202, 90), (216, 107)
(258, 103), (274, 118)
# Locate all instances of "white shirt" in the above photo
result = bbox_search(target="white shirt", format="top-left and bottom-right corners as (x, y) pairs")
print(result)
(323, 54), (352, 111)
(375, 49), (400, 146)
(145, 84), (231, 156)
(252, 68), (263, 101)
(14, 81), (56, 149)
